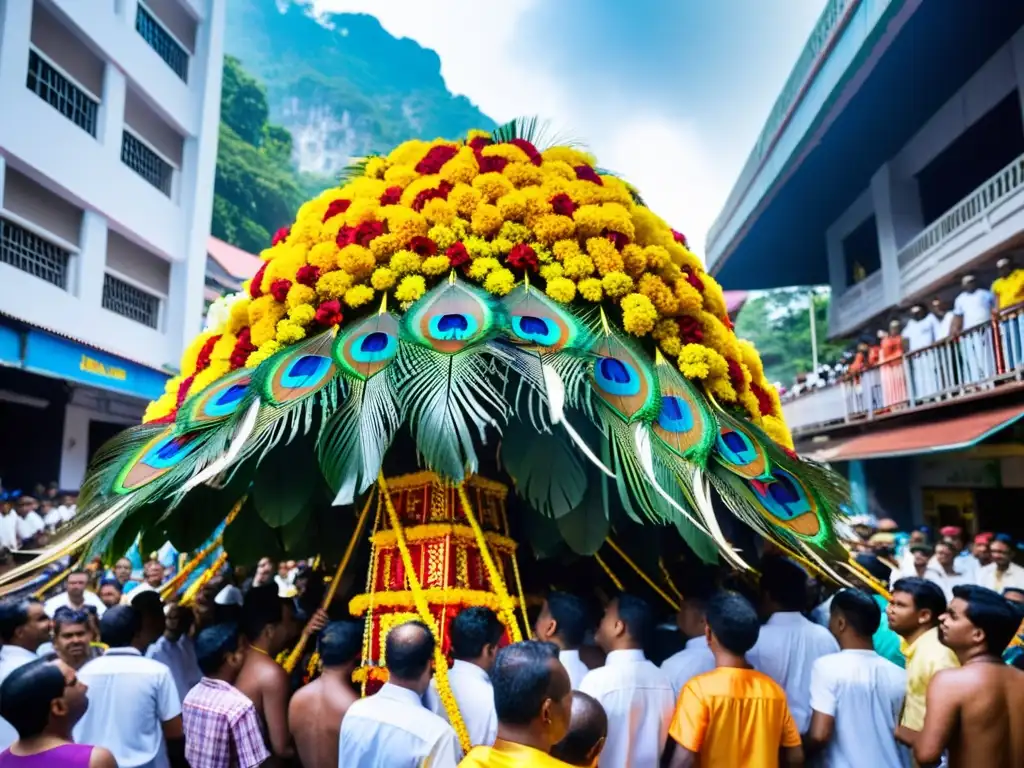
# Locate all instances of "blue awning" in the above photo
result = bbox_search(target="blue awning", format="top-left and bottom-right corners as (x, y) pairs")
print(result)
(0, 324), (19, 366)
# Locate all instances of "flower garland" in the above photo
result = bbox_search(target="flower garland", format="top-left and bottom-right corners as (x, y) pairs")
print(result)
(348, 588), (519, 617)
(377, 473), (472, 754)
(370, 524), (517, 551)
(141, 128), (793, 447)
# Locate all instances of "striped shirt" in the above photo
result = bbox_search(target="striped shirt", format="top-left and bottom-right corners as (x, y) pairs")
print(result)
(182, 678), (269, 768)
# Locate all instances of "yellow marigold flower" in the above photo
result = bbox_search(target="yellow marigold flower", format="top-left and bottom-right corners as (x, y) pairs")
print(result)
(481, 143), (531, 164)
(381, 208), (428, 245)
(551, 239), (581, 262)
(659, 336), (682, 356)
(595, 177), (635, 207)
(707, 376), (737, 403)
(541, 147), (598, 167)
(308, 242), (340, 271)
(539, 160), (576, 181)
(578, 278), (603, 302)
(387, 139), (429, 167)
(563, 254), (595, 279)
(471, 203), (503, 237)
(288, 219), (320, 247)
(288, 304), (316, 326)
(701, 272), (728, 318)
(533, 244), (553, 264)
(760, 415), (794, 449)
(545, 277), (577, 304)
(250, 317), (278, 347)
(622, 244), (646, 277)
(587, 237), (625, 276)
(422, 255), (450, 276)
(450, 218), (469, 239)
(228, 298), (251, 333)
(638, 274), (678, 316)
(539, 263), (564, 281)
(601, 271), (634, 299)
(162, 374), (182, 396)
(652, 318), (680, 342)
(472, 173), (515, 203)
(371, 267), (396, 291)
(466, 129), (491, 141)
(484, 268), (515, 296)
(700, 311), (740, 360)
(490, 237), (513, 256)
(423, 199), (457, 226)
(246, 340), (283, 369)
(295, 199), (330, 227)
(504, 162), (544, 188)
(247, 295), (276, 325)
(368, 233), (403, 261)
(210, 332), (238, 363)
(497, 221), (530, 244)
(341, 178), (388, 203)
(621, 293), (657, 336)
(344, 284), (375, 308)
(395, 275), (426, 302)
(321, 213), (349, 242)
(673, 278), (704, 316)
(643, 245), (670, 270)
(533, 215), (575, 246)
(316, 271), (354, 300)
(667, 242), (704, 273)
(439, 147), (479, 185)
(364, 156), (388, 179)
(467, 257), (500, 280)
(337, 245), (375, 278)
(286, 284), (317, 311)
(276, 318), (308, 345)
(384, 164), (419, 188)
(739, 390), (763, 423)
(193, 362), (230, 396)
(449, 184), (482, 217)
(496, 192), (528, 222)
(265, 251), (306, 285)
(390, 250), (422, 275)
(464, 236), (494, 259)
(630, 206), (673, 249)
(677, 344), (728, 381)
(738, 339), (765, 379)
(143, 393), (175, 423)
(399, 174), (444, 209)
(427, 225), (456, 251)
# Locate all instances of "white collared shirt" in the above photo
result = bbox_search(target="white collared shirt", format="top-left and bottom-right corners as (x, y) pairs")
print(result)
(427, 659), (497, 748)
(0, 645), (39, 750)
(15, 512), (44, 543)
(661, 636), (715, 698)
(977, 562), (1024, 593)
(559, 649), (591, 690)
(902, 316), (939, 352)
(0, 511), (18, 551)
(809, 649), (911, 768)
(147, 635), (202, 704)
(578, 648), (675, 768)
(74, 646), (181, 768)
(338, 682), (460, 768)
(953, 289), (996, 329)
(43, 589), (107, 618)
(926, 567), (970, 604)
(747, 611), (840, 733)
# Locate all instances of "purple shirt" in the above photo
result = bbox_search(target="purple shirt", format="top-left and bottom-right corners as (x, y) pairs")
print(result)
(0, 744), (93, 767)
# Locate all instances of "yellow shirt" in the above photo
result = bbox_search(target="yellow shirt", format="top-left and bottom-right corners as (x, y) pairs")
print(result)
(991, 270), (1024, 309)
(900, 627), (959, 730)
(460, 739), (575, 767)
(669, 667), (800, 768)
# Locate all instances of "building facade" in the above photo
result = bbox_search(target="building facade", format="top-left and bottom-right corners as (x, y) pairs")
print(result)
(707, 0), (1024, 537)
(0, 0), (225, 491)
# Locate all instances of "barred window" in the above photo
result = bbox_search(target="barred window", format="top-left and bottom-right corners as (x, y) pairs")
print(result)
(135, 4), (189, 82)
(121, 132), (173, 196)
(25, 49), (99, 136)
(0, 217), (71, 289)
(102, 274), (160, 329)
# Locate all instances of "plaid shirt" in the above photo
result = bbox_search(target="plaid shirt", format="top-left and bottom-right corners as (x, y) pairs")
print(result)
(182, 678), (270, 768)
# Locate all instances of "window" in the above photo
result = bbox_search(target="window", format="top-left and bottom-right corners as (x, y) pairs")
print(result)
(0, 217), (71, 289)
(121, 132), (173, 196)
(102, 274), (160, 329)
(25, 49), (99, 136)
(135, 4), (189, 82)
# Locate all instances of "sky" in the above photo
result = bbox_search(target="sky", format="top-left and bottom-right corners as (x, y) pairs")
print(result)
(311, 0), (825, 257)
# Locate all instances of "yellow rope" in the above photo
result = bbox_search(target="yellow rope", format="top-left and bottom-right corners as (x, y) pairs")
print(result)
(658, 558), (684, 603)
(378, 473), (471, 754)
(455, 482), (521, 642)
(160, 502), (243, 601)
(501, 507), (532, 639)
(594, 553), (623, 591)
(282, 492), (375, 673)
(605, 539), (680, 612)
(179, 552), (228, 607)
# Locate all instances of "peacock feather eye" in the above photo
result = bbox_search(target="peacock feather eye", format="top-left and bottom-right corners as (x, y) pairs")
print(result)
(179, 368), (253, 428)
(260, 331), (338, 405)
(333, 312), (401, 381)
(502, 286), (582, 352)
(748, 469), (822, 539)
(713, 419), (772, 481)
(402, 279), (498, 354)
(114, 428), (202, 494)
(589, 335), (658, 423)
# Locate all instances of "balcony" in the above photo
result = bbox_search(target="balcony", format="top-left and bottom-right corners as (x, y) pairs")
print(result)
(25, 48), (99, 138)
(829, 270), (886, 338)
(121, 130), (174, 197)
(0, 215), (72, 290)
(135, 2), (189, 83)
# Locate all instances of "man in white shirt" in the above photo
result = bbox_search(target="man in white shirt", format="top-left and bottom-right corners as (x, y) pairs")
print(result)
(147, 603), (202, 704)
(427, 607), (501, 748)
(930, 297), (955, 342)
(14, 496), (45, 548)
(929, 540), (971, 603)
(0, 597), (52, 750)
(952, 274), (997, 383)
(747, 557), (840, 734)
(74, 604), (185, 768)
(660, 592), (715, 698)
(534, 591), (593, 689)
(579, 594), (675, 768)
(0, 495), (19, 552)
(338, 620), (460, 767)
(977, 536), (1024, 593)
(806, 589), (910, 768)
(43, 569), (107, 618)
(903, 305), (940, 397)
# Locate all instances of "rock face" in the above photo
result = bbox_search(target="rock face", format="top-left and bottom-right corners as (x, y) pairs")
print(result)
(224, 0), (496, 176)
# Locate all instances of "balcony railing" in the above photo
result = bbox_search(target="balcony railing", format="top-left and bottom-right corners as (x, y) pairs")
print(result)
(25, 48), (99, 137)
(121, 131), (173, 196)
(831, 270), (884, 336)
(783, 305), (1024, 434)
(136, 3), (189, 82)
(0, 216), (72, 290)
(102, 273), (161, 329)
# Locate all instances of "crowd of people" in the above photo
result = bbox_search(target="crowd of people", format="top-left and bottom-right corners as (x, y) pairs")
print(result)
(0, 483), (78, 554)
(0, 546), (1021, 767)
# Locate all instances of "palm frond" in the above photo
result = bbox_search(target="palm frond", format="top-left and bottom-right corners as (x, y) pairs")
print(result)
(338, 154), (379, 184)
(490, 117), (583, 152)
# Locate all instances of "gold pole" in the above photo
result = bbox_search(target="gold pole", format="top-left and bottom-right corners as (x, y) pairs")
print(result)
(605, 538), (680, 612)
(594, 552), (624, 591)
(160, 501), (243, 601)
(179, 552), (228, 607)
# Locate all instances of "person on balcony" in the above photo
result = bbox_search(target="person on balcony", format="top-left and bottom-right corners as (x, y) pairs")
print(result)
(991, 257), (1024, 371)
(903, 305), (940, 399)
(879, 320), (907, 408)
(951, 274), (997, 384)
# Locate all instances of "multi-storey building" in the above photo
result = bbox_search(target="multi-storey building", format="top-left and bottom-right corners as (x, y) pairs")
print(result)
(707, 1), (1024, 536)
(0, 0), (225, 491)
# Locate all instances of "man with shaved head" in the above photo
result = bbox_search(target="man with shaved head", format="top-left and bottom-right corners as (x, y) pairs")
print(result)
(551, 691), (608, 767)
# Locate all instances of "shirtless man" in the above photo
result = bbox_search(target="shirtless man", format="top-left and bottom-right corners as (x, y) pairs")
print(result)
(914, 584), (1024, 768)
(288, 620), (362, 767)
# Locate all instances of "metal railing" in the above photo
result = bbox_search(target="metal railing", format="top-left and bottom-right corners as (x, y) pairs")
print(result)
(136, 3), (189, 82)
(25, 48), (100, 137)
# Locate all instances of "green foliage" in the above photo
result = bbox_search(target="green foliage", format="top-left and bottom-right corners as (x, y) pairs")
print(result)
(734, 288), (847, 385)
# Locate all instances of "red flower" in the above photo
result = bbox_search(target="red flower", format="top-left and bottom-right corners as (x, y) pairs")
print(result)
(269, 279), (292, 303)
(408, 236), (438, 257)
(230, 328), (256, 369)
(195, 334), (220, 371)
(415, 145), (459, 175)
(677, 316), (704, 345)
(782, 446), (799, 460)
(176, 375), (195, 406)
(322, 199), (351, 223)
(574, 165), (603, 185)
(750, 383), (775, 417)
(683, 267), (704, 293)
(468, 136), (492, 151)
(727, 359), (745, 392)
(150, 413), (177, 424)
(249, 262), (268, 298)
(379, 186), (403, 206)
(508, 139), (542, 166)
(411, 182), (453, 212)
(549, 193), (576, 217)
(295, 264), (321, 287)
(671, 229), (688, 247)
(353, 220), (384, 247)
(477, 154), (509, 174)
(314, 299), (343, 327)
(336, 226), (354, 248)
(722, 314), (734, 331)
(606, 231), (629, 250)
(508, 243), (538, 272)
(446, 242), (470, 267)
(271, 226), (290, 246)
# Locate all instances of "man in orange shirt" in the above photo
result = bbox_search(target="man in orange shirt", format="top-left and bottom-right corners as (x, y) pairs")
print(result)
(665, 591), (804, 767)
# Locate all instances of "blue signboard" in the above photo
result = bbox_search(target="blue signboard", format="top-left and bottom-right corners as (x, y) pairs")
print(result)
(0, 324), (19, 366)
(22, 330), (169, 401)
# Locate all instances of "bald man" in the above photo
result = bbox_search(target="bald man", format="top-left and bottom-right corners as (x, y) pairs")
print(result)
(551, 691), (608, 767)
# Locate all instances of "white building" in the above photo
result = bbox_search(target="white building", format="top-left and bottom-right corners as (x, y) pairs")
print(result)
(0, 0), (225, 492)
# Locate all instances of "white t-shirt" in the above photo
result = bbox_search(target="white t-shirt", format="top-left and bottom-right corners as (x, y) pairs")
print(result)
(0, 511), (19, 551)
(902, 316), (939, 352)
(953, 289), (996, 330)
(931, 312), (954, 341)
(558, 649), (591, 690)
(660, 636), (715, 698)
(15, 512), (44, 543)
(44, 589), (107, 618)
(809, 649), (911, 768)
(426, 659), (497, 748)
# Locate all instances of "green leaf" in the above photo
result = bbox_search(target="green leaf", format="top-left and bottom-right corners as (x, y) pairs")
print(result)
(223, 497), (285, 566)
(251, 438), (322, 528)
(501, 422), (587, 519)
(556, 475), (610, 556)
